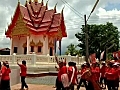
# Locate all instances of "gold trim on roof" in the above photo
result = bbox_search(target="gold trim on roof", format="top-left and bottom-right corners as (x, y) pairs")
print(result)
(36, 40), (43, 46)
(12, 12), (29, 36)
(30, 39), (35, 46)
(22, 41), (27, 47)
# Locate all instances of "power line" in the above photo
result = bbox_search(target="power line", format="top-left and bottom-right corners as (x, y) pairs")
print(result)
(60, 0), (83, 19)
(62, 0), (83, 16)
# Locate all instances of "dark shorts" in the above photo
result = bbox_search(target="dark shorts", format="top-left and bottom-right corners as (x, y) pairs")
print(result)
(100, 77), (106, 84)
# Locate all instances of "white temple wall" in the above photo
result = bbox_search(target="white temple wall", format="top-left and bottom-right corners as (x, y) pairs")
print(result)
(12, 36), (26, 54)
(29, 34), (49, 55)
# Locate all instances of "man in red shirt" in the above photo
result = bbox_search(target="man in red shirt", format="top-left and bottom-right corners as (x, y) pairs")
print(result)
(1, 61), (11, 90)
(77, 64), (87, 90)
(17, 60), (28, 90)
(91, 62), (100, 82)
(100, 61), (107, 89)
(105, 62), (116, 90)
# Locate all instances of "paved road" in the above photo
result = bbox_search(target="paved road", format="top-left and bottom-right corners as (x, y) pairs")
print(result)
(11, 84), (86, 90)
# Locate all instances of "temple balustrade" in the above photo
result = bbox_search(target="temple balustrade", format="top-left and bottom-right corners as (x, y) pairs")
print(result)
(0, 54), (85, 66)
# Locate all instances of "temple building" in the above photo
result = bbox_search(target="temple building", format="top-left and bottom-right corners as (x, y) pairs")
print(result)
(5, 0), (67, 56)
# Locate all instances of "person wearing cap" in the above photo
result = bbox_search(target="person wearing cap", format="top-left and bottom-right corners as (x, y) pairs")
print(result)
(100, 61), (107, 89)
(1, 61), (11, 90)
(113, 62), (119, 90)
(77, 64), (87, 90)
(105, 61), (116, 90)
(55, 55), (68, 90)
(67, 62), (77, 90)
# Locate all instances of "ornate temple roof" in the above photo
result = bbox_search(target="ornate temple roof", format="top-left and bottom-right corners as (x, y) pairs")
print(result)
(5, 0), (67, 38)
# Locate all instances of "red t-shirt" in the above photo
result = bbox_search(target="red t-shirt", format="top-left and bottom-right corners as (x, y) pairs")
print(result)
(100, 66), (107, 77)
(114, 68), (119, 79)
(68, 66), (76, 84)
(80, 68), (87, 79)
(19, 64), (27, 76)
(1, 66), (11, 80)
(58, 66), (67, 81)
(106, 68), (116, 80)
(91, 67), (100, 81)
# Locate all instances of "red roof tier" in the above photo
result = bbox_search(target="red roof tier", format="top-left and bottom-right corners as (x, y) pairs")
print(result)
(5, 1), (67, 38)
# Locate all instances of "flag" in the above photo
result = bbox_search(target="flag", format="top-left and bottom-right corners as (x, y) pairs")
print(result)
(113, 52), (117, 58)
(89, 53), (96, 63)
(100, 49), (106, 61)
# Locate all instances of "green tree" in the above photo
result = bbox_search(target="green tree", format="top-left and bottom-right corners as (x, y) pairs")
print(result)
(65, 43), (81, 56)
(75, 22), (119, 58)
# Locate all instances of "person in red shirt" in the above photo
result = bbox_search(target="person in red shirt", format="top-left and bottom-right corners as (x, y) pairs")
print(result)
(17, 60), (28, 90)
(91, 62), (100, 82)
(77, 64), (87, 90)
(105, 62), (116, 90)
(113, 63), (119, 90)
(1, 61), (11, 90)
(67, 62), (77, 90)
(100, 61), (107, 89)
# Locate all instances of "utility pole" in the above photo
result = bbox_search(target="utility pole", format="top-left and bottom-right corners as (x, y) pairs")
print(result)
(84, 0), (99, 62)
(84, 15), (89, 62)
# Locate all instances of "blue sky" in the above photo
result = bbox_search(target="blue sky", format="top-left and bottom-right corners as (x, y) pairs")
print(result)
(105, 3), (120, 11)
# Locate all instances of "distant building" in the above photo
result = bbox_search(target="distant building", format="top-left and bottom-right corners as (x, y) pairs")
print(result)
(5, 0), (67, 55)
(0, 48), (10, 55)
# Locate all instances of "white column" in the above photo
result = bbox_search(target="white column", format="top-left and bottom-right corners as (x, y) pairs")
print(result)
(10, 38), (13, 55)
(27, 36), (30, 54)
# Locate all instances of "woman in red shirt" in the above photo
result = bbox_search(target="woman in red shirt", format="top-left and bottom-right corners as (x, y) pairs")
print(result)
(17, 60), (28, 90)
(1, 61), (11, 90)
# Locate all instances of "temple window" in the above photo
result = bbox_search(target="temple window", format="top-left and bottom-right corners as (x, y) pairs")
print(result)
(38, 46), (42, 53)
(14, 47), (18, 53)
(31, 46), (34, 52)
(24, 47), (27, 54)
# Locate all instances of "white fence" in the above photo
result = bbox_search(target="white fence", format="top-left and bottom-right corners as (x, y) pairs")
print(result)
(0, 54), (85, 65)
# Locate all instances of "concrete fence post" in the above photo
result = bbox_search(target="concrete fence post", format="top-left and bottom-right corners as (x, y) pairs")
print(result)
(66, 53), (71, 63)
(12, 53), (16, 64)
(32, 52), (36, 65)
(47, 54), (50, 64)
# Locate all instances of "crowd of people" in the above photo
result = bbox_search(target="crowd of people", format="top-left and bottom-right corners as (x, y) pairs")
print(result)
(0, 60), (28, 90)
(55, 55), (120, 90)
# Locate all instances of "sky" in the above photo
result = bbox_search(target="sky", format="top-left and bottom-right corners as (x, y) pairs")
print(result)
(0, 0), (120, 54)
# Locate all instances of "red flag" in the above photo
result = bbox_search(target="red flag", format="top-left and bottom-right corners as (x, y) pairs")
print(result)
(113, 52), (117, 58)
(89, 53), (96, 63)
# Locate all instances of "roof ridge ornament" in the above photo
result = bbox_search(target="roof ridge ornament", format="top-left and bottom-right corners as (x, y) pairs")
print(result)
(54, 2), (58, 13)
(41, 0), (44, 6)
(46, 0), (49, 10)
(18, 0), (20, 5)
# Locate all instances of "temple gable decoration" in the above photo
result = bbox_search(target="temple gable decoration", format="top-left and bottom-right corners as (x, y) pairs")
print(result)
(36, 40), (43, 46)
(22, 41), (27, 47)
(48, 41), (54, 48)
(30, 39), (35, 46)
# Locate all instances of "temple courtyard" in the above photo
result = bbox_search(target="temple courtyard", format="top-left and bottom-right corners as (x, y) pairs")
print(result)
(11, 84), (85, 90)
